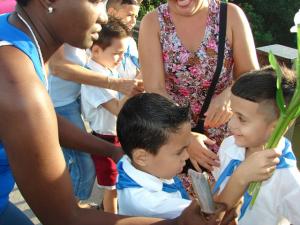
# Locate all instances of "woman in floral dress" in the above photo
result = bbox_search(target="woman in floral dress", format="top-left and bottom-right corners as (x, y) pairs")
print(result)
(139, 0), (259, 173)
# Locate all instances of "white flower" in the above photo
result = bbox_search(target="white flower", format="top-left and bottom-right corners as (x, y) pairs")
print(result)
(290, 9), (300, 33)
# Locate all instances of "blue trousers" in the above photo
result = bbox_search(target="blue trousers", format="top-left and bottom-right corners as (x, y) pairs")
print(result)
(55, 98), (95, 200)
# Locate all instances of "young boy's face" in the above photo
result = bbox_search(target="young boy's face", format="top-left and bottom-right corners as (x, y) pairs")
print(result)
(109, 4), (140, 30)
(139, 122), (191, 180)
(92, 37), (127, 68)
(228, 94), (276, 149)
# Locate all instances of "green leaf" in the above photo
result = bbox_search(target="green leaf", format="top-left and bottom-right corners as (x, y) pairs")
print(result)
(297, 24), (300, 55)
(269, 52), (286, 114)
(297, 26), (300, 81)
(250, 183), (262, 207)
(248, 23), (300, 209)
(294, 108), (300, 118)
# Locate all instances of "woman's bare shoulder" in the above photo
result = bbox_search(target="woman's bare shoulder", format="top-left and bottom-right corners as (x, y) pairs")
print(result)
(227, 3), (248, 27)
(140, 10), (160, 32)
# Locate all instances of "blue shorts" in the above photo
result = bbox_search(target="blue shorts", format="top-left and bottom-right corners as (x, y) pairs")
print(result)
(55, 98), (95, 200)
(0, 202), (33, 225)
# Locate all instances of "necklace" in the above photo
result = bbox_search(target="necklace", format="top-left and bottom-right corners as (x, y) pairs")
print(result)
(17, 13), (48, 88)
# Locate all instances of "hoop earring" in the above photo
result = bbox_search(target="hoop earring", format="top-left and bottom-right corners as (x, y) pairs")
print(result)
(48, 6), (54, 14)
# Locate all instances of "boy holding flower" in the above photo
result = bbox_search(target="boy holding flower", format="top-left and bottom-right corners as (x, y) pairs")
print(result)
(213, 67), (300, 225)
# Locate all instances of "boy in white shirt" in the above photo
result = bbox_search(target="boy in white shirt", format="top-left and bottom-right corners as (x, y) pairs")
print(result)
(81, 18), (133, 214)
(212, 67), (300, 225)
(115, 93), (279, 219)
(116, 93), (192, 219)
(107, 0), (142, 80)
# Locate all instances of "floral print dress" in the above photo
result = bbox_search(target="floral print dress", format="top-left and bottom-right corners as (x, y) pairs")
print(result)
(158, 0), (234, 152)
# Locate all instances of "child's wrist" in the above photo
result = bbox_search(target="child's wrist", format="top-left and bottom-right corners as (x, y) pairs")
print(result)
(108, 77), (118, 91)
(107, 76), (111, 89)
(233, 167), (250, 188)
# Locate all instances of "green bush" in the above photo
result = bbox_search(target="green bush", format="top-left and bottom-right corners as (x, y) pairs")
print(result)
(138, 0), (167, 20)
(231, 0), (298, 47)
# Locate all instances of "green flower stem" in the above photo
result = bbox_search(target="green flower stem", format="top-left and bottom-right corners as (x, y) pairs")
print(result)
(248, 24), (300, 207)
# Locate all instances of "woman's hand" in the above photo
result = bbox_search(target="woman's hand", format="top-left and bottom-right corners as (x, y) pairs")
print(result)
(177, 201), (236, 225)
(204, 87), (232, 129)
(188, 132), (220, 171)
(235, 149), (281, 186)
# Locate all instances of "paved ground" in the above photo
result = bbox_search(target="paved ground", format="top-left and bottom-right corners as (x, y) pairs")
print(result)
(10, 182), (103, 224)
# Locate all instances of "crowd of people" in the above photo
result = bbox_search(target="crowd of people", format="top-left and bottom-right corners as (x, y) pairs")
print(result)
(0, 0), (299, 225)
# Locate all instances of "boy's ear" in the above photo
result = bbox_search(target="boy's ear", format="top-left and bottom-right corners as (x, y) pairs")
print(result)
(107, 7), (117, 17)
(132, 149), (149, 167)
(91, 45), (102, 56)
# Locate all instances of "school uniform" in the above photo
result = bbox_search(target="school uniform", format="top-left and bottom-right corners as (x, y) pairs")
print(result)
(81, 59), (120, 189)
(212, 136), (300, 225)
(117, 155), (191, 219)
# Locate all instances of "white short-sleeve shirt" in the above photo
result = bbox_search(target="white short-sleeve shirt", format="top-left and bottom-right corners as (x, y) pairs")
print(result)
(212, 136), (300, 225)
(48, 44), (88, 107)
(117, 156), (191, 219)
(81, 59), (120, 135)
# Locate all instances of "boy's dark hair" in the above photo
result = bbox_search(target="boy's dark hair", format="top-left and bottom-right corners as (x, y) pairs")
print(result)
(92, 17), (130, 50)
(232, 66), (296, 118)
(117, 93), (191, 159)
(107, 0), (141, 10)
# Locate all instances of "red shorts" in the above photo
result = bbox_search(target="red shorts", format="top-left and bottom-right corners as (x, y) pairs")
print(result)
(92, 132), (120, 189)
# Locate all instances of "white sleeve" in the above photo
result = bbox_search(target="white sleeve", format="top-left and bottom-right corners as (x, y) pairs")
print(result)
(81, 85), (115, 108)
(118, 188), (191, 219)
(128, 37), (138, 57)
(277, 167), (300, 225)
(0, 41), (12, 46)
(212, 137), (231, 180)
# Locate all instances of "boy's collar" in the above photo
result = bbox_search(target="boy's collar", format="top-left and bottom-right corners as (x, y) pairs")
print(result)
(225, 136), (286, 161)
(120, 155), (175, 192)
(87, 59), (117, 74)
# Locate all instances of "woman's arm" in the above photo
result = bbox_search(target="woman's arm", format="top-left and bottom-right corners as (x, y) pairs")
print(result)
(49, 46), (141, 95)
(56, 115), (123, 161)
(227, 3), (260, 78)
(1, 46), (232, 225)
(204, 4), (260, 128)
(139, 11), (169, 98)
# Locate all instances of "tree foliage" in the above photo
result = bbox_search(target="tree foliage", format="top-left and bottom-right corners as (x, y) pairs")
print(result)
(139, 0), (298, 47)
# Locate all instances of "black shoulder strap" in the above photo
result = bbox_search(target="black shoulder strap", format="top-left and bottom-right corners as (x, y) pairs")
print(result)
(193, 2), (228, 132)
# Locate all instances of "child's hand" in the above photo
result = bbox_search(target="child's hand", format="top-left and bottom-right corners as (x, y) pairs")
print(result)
(133, 79), (144, 94)
(113, 78), (142, 96)
(235, 149), (281, 185)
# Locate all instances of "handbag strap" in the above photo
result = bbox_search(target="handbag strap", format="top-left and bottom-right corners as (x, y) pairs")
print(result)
(193, 1), (228, 132)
